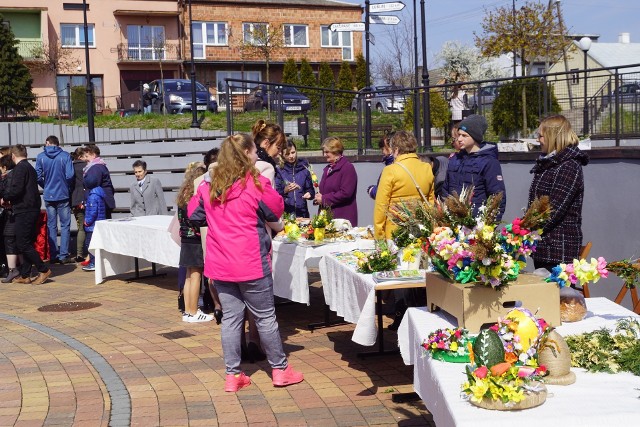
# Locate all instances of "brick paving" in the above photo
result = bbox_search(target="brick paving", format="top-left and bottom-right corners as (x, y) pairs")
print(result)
(0, 263), (433, 426)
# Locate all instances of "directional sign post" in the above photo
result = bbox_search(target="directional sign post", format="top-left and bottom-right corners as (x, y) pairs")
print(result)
(369, 15), (400, 25)
(370, 1), (405, 13)
(329, 22), (365, 32)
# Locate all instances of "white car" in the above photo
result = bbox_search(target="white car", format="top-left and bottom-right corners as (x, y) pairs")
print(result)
(351, 85), (407, 113)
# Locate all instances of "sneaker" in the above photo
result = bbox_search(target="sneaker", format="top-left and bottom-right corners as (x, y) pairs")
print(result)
(81, 259), (91, 267)
(31, 269), (52, 286)
(58, 257), (76, 265)
(2, 269), (20, 284)
(82, 264), (95, 272)
(272, 365), (304, 387)
(224, 372), (251, 392)
(183, 310), (213, 323)
(75, 256), (85, 263)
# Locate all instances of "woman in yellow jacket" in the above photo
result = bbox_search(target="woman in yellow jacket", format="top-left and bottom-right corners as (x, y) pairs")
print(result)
(373, 131), (435, 240)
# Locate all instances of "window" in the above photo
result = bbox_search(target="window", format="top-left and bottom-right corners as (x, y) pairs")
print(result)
(56, 74), (104, 113)
(283, 24), (308, 47)
(61, 23), (95, 48)
(320, 26), (353, 61)
(243, 22), (268, 45)
(216, 70), (261, 107)
(570, 68), (579, 85)
(126, 25), (165, 60)
(192, 21), (228, 59)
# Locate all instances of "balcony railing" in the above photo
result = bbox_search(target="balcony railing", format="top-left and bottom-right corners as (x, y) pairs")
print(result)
(116, 43), (181, 61)
(17, 41), (44, 60)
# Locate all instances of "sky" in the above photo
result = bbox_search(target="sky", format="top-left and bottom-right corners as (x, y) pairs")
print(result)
(341, 0), (640, 66)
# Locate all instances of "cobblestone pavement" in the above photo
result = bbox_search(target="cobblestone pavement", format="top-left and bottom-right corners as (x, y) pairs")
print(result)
(0, 263), (433, 426)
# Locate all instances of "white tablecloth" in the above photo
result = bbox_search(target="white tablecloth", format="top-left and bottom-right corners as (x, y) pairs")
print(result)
(319, 252), (422, 346)
(397, 297), (640, 427)
(271, 239), (374, 304)
(89, 215), (179, 284)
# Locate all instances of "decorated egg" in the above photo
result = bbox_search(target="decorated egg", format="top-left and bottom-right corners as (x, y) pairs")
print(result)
(505, 308), (543, 354)
(472, 329), (505, 368)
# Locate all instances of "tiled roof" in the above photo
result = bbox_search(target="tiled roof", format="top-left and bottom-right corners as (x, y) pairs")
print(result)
(199, 0), (362, 8)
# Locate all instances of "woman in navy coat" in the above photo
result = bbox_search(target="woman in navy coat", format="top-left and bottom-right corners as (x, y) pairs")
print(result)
(313, 137), (358, 226)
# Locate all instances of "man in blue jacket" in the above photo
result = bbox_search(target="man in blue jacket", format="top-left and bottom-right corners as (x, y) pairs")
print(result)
(36, 135), (75, 264)
(442, 114), (506, 220)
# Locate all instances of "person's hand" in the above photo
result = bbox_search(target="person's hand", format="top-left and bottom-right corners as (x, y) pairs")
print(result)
(285, 183), (299, 193)
(314, 193), (322, 205)
(302, 192), (311, 199)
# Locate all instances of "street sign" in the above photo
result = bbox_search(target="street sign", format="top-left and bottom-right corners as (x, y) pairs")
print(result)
(369, 15), (400, 25)
(329, 22), (365, 32)
(370, 1), (405, 13)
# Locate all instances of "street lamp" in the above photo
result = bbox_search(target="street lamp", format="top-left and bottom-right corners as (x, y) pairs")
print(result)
(187, 0), (200, 128)
(579, 36), (592, 136)
(420, 0), (431, 151)
(413, 0), (420, 147)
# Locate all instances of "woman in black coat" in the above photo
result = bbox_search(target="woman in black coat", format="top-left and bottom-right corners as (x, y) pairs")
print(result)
(528, 115), (589, 271)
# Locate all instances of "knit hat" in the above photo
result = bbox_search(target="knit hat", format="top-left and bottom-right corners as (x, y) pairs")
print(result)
(458, 114), (488, 143)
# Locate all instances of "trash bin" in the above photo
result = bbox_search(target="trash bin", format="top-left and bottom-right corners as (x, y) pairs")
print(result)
(297, 116), (309, 136)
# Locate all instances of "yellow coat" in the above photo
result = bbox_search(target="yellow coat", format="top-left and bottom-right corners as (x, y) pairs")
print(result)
(373, 153), (435, 240)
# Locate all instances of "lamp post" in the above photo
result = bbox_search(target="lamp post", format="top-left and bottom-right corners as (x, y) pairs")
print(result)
(81, 0), (95, 142)
(579, 36), (591, 137)
(420, 0), (431, 151)
(187, 0), (200, 128)
(364, 0), (372, 149)
(413, 0), (420, 146)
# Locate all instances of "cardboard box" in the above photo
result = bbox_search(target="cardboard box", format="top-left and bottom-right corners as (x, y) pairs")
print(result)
(426, 273), (560, 333)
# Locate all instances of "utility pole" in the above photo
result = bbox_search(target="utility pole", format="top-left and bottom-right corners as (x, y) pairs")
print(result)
(413, 0), (421, 146)
(82, 0), (95, 142)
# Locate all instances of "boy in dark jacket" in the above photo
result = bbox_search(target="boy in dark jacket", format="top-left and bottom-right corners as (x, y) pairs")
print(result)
(82, 145), (115, 218)
(82, 182), (107, 272)
(3, 145), (52, 285)
(442, 114), (506, 220)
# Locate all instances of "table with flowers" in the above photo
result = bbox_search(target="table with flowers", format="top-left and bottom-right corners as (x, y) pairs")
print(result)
(397, 297), (640, 427)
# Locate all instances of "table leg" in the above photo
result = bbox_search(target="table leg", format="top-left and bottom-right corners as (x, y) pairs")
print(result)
(308, 303), (347, 330)
(357, 290), (400, 358)
(124, 258), (167, 282)
(391, 392), (420, 403)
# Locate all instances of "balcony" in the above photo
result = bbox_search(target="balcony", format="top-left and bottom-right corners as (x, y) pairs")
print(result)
(116, 43), (181, 62)
(17, 40), (45, 61)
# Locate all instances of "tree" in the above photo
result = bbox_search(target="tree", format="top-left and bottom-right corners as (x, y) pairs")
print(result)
(491, 79), (561, 138)
(403, 90), (450, 133)
(27, 42), (81, 76)
(371, 19), (416, 86)
(436, 41), (507, 83)
(335, 61), (354, 111)
(238, 23), (284, 84)
(282, 58), (299, 85)
(354, 53), (367, 89)
(474, 1), (568, 132)
(298, 58), (317, 107)
(317, 62), (335, 110)
(0, 15), (35, 117)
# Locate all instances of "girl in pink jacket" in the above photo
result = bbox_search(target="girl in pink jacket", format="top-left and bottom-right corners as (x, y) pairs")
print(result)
(188, 133), (303, 392)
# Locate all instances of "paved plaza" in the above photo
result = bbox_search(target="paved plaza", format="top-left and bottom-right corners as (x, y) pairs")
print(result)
(0, 264), (433, 426)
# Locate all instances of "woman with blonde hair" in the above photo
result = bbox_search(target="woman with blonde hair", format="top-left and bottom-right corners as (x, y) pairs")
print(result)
(252, 119), (286, 185)
(313, 137), (358, 226)
(188, 133), (303, 393)
(528, 115), (589, 271)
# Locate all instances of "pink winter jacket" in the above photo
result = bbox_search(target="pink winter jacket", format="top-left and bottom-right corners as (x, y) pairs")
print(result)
(187, 172), (284, 282)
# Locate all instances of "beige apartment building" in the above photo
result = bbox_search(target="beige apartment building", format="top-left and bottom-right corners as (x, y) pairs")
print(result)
(1, 0), (362, 115)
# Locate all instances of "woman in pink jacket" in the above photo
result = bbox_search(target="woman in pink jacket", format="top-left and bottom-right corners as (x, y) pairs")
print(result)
(188, 133), (303, 393)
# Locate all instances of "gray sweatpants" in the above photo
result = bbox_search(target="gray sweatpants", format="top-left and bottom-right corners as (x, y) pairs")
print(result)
(215, 275), (288, 375)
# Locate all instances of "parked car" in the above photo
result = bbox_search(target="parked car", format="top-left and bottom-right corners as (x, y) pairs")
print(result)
(350, 86), (407, 113)
(243, 85), (311, 113)
(602, 82), (640, 108)
(468, 85), (500, 108)
(147, 79), (218, 114)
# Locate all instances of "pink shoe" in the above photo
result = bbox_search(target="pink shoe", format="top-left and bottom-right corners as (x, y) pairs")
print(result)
(272, 365), (304, 387)
(224, 372), (251, 392)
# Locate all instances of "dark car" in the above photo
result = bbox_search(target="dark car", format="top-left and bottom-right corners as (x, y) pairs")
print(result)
(148, 79), (218, 114)
(243, 85), (311, 113)
(350, 85), (407, 113)
(602, 82), (640, 108)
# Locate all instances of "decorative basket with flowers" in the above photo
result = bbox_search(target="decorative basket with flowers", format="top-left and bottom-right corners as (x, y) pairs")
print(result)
(421, 327), (474, 363)
(353, 241), (397, 273)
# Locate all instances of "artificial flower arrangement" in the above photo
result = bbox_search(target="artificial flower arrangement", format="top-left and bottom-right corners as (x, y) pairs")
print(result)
(353, 241), (397, 273)
(389, 187), (551, 289)
(421, 327), (474, 362)
(307, 164), (319, 192)
(461, 308), (550, 409)
(311, 209), (332, 229)
(283, 212), (302, 241)
(545, 257), (609, 288)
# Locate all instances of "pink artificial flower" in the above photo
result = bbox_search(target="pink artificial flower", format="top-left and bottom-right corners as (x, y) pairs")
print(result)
(518, 366), (536, 378)
(474, 366), (488, 379)
(597, 257), (609, 277)
(565, 263), (575, 274)
(538, 318), (549, 330)
(437, 341), (446, 349)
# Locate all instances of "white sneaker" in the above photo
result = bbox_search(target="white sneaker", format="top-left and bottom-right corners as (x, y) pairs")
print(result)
(183, 310), (213, 323)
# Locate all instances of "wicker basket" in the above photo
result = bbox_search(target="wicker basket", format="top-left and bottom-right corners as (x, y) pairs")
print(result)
(470, 382), (547, 411)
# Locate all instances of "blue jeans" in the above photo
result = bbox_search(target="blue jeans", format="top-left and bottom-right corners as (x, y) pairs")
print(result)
(83, 231), (94, 265)
(215, 275), (287, 375)
(45, 199), (71, 261)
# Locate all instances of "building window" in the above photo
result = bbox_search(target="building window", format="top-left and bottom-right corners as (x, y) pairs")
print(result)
(192, 21), (228, 59)
(216, 70), (261, 107)
(570, 68), (579, 85)
(283, 24), (308, 47)
(126, 25), (165, 60)
(61, 23), (95, 48)
(320, 26), (353, 61)
(56, 75), (104, 113)
(243, 23), (268, 45)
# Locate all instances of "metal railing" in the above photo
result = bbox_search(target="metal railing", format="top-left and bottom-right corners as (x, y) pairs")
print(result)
(116, 43), (182, 61)
(17, 40), (44, 60)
